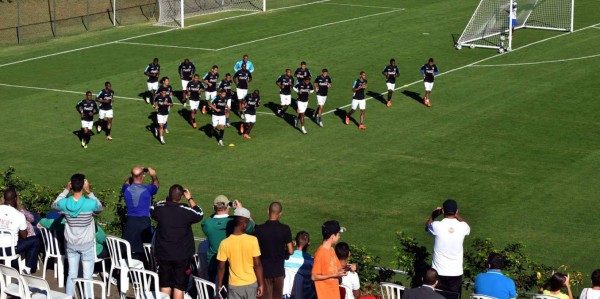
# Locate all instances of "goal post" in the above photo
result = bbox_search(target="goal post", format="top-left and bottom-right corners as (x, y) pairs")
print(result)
(455, 0), (574, 52)
(156, 0), (266, 28)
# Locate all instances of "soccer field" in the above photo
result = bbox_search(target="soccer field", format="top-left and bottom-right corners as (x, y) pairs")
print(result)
(1, 0), (599, 277)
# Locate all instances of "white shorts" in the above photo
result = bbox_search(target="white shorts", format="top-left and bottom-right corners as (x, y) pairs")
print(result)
(280, 94), (291, 106)
(181, 80), (189, 91)
(147, 82), (158, 91)
(351, 99), (366, 110)
(226, 99), (232, 109)
(386, 83), (396, 91)
(317, 95), (327, 106)
(212, 115), (226, 127)
(297, 101), (308, 114)
(157, 114), (169, 124)
(99, 109), (113, 119)
(245, 114), (256, 123)
(205, 91), (217, 102)
(236, 89), (248, 100)
(81, 120), (93, 129)
(189, 100), (200, 111)
(424, 82), (434, 91)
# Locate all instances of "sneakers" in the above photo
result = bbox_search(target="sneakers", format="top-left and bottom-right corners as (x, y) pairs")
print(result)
(164, 129), (169, 134)
(226, 123), (231, 128)
(345, 116), (350, 125)
(387, 100), (392, 107)
(294, 118), (298, 128)
(424, 98), (431, 107)
(301, 127), (307, 134)
(154, 127), (158, 137)
(202, 106), (206, 114)
(192, 122), (197, 129)
(106, 136), (112, 141)
(218, 140), (224, 146)
(183, 101), (187, 108)
(241, 114), (245, 120)
(83, 143), (88, 149)
(160, 137), (166, 145)
(277, 109), (281, 116)
(81, 139), (86, 147)
(243, 134), (252, 139)
(319, 120), (323, 127)
(145, 97), (150, 104)
(103, 272), (118, 285)
(97, 125), (102, 133)
(240, 124), (245, 134)
(358, 124), (366, 130)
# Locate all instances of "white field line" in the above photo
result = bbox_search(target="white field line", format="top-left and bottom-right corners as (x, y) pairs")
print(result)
(591, 26), (600, 30)
(0, 0), (331, 69)
(117, 41), (216, 51)
(322, 2), (404, 10)
(215, 9), (400, 51)
(322, 22), (600, 115)
(471, 53), (600, 67)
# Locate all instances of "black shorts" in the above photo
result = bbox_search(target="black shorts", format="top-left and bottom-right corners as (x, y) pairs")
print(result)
(157, 258), (190, 291)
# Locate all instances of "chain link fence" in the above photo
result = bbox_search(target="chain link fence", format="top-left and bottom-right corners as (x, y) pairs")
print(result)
(0, 0), (158, 45)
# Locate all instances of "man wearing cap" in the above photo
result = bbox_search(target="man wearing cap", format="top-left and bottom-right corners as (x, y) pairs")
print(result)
(425, 199), (470, 294)
(202, 195), (255, 283)
(311, 220), (348, 299)
(216, 207), (264, 299)
(122, 166), (159, 260)
(254, 202), (293, 299)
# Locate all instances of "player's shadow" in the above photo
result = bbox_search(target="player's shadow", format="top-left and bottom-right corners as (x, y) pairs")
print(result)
(172, 90), (183, 102)
(264, 102), (280, 116)
(230, 121), (244, 135)
(333, 108), (359, 127)
(402, 90), (425, 104)
(144, 112), (161, 143)
(198, 124), (216, 140)
(71, 130), (95, 144)
(138, 91), (152, 103)
(367, 91), (387, 105)
(177, 109), (192, 127)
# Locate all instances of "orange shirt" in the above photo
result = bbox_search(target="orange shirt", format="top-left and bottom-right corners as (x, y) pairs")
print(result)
(312, 245), (341, 299)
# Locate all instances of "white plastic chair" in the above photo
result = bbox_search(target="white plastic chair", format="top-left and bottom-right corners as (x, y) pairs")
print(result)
(533, 295), (562, 299)
(39, 227), (67, 288)
(0, 229), (25, 274)
(380, 282), (405, 299)
(105, 236), (144, 296)
(142, 243), (156, 272)
(128, 268), (170, 299)
(95, 241), (108, 286)
(0, 264), (27, 299)
(193, 276), (218, 299)
(73, 278), (106, 299)
(22, 273), (72, 299)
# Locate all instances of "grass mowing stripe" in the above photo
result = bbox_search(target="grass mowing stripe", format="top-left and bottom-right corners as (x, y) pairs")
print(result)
(116, 41), (217, 51)
(322, 2), (404, 10)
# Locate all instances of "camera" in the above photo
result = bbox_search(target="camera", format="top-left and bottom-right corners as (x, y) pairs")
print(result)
(228, 201), (237, 208)
(143, 168), (149, 173)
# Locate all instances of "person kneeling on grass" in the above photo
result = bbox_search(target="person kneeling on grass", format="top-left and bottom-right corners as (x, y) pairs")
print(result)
(240, 90), (260, 139)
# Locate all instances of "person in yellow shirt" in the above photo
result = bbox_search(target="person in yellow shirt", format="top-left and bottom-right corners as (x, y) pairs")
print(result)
(541, 273), (573, 299)
(216, 207), (264, 299)
(311, 220), (348, 299)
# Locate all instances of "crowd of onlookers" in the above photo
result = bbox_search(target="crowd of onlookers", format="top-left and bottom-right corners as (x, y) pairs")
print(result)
(1, 170), (599, 299)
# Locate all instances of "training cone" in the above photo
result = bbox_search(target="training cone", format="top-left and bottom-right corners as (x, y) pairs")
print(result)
(228, 143), (235, 147)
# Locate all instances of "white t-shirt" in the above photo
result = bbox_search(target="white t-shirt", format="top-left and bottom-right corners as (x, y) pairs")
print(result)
(341, 271), (360, 299)
(428, 217), (470, 276)
(580, 288), (600, 299)
(0, 205), (27, 246)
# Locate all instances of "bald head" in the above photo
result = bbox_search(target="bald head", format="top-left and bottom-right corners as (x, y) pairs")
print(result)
(269, 201), (282, 216)
(131, 166), (144, 183)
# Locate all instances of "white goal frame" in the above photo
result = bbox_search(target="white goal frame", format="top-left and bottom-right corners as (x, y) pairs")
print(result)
(156, 0), (267, 28)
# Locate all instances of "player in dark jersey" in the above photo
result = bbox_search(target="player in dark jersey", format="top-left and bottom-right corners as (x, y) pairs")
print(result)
(345, 71), (368, 130)
(186, 74), (204, 128)
(155, 77), (173, 133)
(95, 81), (115, 140)
(382, 58), (400, 107)
(207, 89), (229, 146)
(202, 65), (219, 115)
(178, 58), (196, 107)
(233, 63), (253, 120)
(153, 89), (173, 145)
(75, 91), (99, 148)
(420, 58), (439, 107)
(313, 69), (332, 127)
(293, 77), (314, 135)
(217, 73), (234, 128)
(144, 58), (160, 104)
(294, 61), (311, 83)
(240, 90), (260, 140)
(276, 69), (295, 117)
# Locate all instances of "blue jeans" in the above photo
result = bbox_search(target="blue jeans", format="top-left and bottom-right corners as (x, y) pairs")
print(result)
(16, 236), (41, 271)
(66, 246), (95, 296)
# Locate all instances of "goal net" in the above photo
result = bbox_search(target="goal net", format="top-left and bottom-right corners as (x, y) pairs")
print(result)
(455, 0), (574, 52)
(156, 0), (266, 28)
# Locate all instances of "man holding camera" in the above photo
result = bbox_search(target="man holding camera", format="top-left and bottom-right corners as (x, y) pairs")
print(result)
(151, 185), (203, 299)
(122, 166), (159, 260)
(202, 195), (255, 283)
(425, 199), (470, 294)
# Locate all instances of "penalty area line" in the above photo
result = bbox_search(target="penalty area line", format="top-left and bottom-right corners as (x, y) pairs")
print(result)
(470, 53), (600, 67)
(322, 2), (405, 10)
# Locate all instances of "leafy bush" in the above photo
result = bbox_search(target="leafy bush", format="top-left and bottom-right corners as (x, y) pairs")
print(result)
(393, 231), (431, 288)
(348, 244), (396, 296)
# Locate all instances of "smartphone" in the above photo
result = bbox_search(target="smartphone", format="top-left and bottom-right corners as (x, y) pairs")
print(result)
(143, 168), (149, 173)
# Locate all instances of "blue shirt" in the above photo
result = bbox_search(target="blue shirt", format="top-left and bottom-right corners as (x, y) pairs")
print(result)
(234, 60), (255, 73)
(474, 270), (517, 299)
(122, 184), (158, 217)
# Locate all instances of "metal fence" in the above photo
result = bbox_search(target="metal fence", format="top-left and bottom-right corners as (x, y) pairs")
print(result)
(0, 0), (158, 45)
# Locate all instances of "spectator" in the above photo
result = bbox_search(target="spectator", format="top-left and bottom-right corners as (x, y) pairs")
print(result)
(579, 269), (600, 299)
(37, 212), (108, 258)
(335, 242), (360, 299)
(283, 231), (315, 299)
(216, 207), (264, 299)
(541, 273), (573, 299)
(254, 201), (293, 299)
(122, 166), (159, 260)
(402, 268), (445, 299)
(201, 195), (254, 282)
(0, 188), (41, 274)
(474, 253), (517, 299)
(151, 184), (203, 299)
(51, 174), (103, 296)
(425, 199), (470, 294)
(312, 220), (347, 299)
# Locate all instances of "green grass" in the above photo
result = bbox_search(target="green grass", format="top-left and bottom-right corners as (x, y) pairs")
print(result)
(1, 0), (599, 282)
